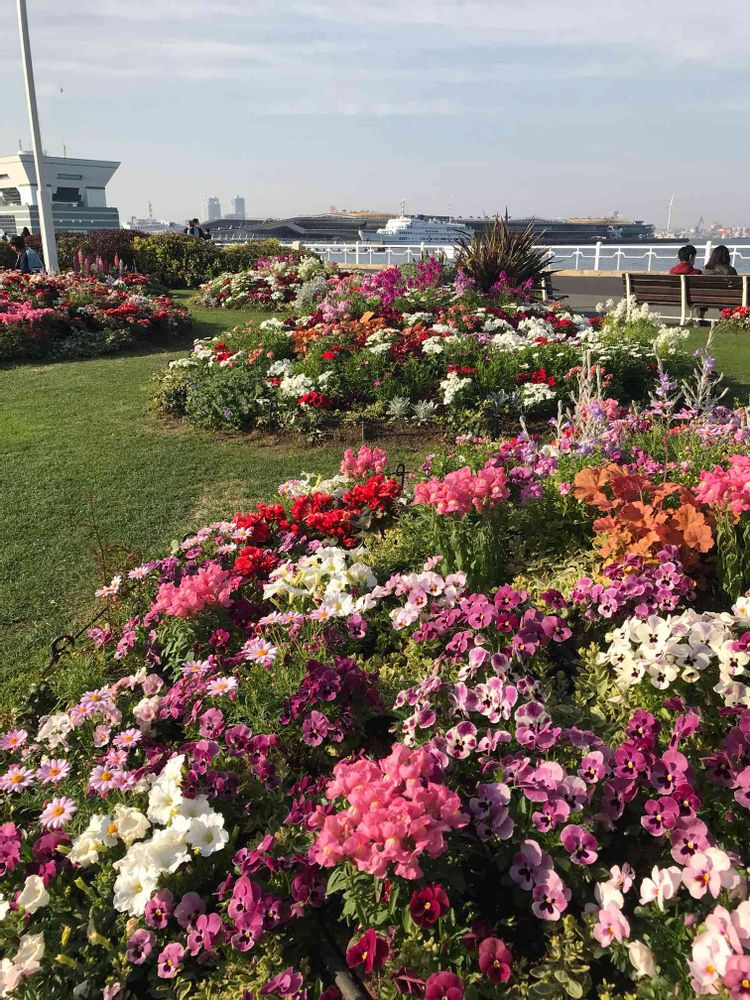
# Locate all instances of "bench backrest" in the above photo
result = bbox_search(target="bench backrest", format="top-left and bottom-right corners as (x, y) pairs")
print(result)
(623, 273), (748, 310)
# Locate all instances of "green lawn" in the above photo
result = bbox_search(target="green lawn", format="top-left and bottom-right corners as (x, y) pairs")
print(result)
(0, 295), (343, 714)
(685, 328), (750, 399)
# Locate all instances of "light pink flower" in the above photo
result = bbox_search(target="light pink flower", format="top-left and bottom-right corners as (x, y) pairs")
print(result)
(40, 796), (77, 829)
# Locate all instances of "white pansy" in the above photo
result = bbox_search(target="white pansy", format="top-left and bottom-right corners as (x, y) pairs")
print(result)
(36, 712), (73, 749)
(628, 941), (657, 978)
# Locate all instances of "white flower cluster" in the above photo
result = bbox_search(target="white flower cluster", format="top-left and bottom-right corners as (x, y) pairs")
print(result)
(401, 311), (434, 326)
(365, 329), (396, 355)
(440, 371), (473, 406)
(278, 372), (314, 397)
(519, 383), (556, 409)
(654, 325), (690, 357)
(115, 756), (227, 916)
(421, 334), (461, 356)
(263, 546), (376, 617)
(267, 358), (293, 377)
(278, 472), (351, 498)
(601, 598), (750, 705)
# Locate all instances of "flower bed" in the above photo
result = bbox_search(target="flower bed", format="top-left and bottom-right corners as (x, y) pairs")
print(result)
(3, 354), (750, 998)
(155, 262), (688, 436)
(0, 270), (191, 361)
(196, 256), (337, 310)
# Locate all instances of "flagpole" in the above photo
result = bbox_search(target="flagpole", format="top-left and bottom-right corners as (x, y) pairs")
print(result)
(16, 0), (58, 273)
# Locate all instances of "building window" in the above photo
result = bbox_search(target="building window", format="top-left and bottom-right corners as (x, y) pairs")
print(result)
(57, 173), (83, 180)
(0, 187), (22, 205)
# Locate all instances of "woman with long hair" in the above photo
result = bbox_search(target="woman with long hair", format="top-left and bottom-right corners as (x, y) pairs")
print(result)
(704, 245), (738, 275)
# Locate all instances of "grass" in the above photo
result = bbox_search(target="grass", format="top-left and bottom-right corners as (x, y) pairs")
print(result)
(1, 292), (749, 718)
(685, 327), (750, 399)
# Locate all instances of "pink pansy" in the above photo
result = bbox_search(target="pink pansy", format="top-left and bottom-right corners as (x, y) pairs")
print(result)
(593, 905), (631, 947)
(682, 848), (739, 900)
(531, 873), (571, 921)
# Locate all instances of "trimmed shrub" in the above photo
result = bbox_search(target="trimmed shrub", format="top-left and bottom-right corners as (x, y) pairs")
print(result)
(132, 233), (222, 288)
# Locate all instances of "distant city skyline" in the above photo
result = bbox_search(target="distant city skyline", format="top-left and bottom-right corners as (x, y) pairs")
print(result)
(1, 1), (749, 229)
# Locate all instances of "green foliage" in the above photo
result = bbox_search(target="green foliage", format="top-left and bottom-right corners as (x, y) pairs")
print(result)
(715, 512), (750, 599)
(454, 215), (551, 292)
(131, 236), (310, 289)
(0, 241), (15, 268)
(54, 229), (146, 269)
(132, 233), (222, 288)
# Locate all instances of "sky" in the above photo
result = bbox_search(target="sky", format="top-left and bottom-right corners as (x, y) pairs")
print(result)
(1, 0), (749, 228)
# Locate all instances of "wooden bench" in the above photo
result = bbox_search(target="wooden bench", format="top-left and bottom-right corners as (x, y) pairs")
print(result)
(623, 273), (749, 324)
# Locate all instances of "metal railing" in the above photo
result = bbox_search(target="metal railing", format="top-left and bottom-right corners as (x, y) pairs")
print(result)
(286, 241), (750, 273)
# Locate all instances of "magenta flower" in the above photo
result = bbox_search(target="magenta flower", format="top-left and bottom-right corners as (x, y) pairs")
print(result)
(560, 824), (598, 865)
(156, 942), (185, 979)
(145, 889), (175, 929)
(126, 929), (155, 965)
(724, 956), (750, 999)
(409, 885), (450, 928)
(424, 972), (463, 1000)
(510, 839), (552, 890)
(641, 797), (679, 836)
(187, 912), (224, 955)
(174, 891), (206, 928)
(346, 929), (389, 974)
(260, 968), (304, 997)
(478, 937), (513, 983)
(531, 873), (571, 921)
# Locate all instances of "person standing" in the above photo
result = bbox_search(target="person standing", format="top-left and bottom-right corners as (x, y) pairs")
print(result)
(183, 218), (206, 238)
(669, 244), (702, 275)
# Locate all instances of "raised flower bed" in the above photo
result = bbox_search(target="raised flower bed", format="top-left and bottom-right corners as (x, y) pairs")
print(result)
(155, 261), (687, 436)
(0, 270), (191, 361)
(2, 352), (750, 998)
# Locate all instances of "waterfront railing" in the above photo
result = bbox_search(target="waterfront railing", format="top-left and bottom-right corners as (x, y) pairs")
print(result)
(212, 240), (750, 273)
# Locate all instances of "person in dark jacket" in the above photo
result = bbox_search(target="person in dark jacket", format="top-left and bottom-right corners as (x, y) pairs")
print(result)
(704, 245), (738, 276)
(10, 235), (31, 274)
(669, 244), (702, 275)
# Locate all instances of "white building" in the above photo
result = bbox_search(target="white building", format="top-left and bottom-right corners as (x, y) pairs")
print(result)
(0, 152), (120, 233)
(202, 196), (221, 221)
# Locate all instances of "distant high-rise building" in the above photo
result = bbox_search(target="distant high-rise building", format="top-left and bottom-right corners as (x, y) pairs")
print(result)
(202, 196), (221, 221)
(230, 195), (246, 219)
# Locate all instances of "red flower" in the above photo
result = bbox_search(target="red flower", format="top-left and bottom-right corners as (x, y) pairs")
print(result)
(297, 390), (333, 410)
(409, 884), (450, 927)
(424, 972), (463, 1000)
(345, 929), (389, 974)
(478, 937), (513, 983)
(393, 968), (426, 997)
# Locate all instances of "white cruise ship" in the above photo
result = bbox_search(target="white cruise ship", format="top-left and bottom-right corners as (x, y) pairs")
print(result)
(358, 214), (473, 245)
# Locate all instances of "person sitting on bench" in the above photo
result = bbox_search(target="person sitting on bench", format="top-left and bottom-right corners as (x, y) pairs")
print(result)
(669, 244), (702, 275)
(704, 244), (737, 276)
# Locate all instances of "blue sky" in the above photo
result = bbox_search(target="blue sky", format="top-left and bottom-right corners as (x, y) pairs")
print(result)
(1, 0), (748, 227)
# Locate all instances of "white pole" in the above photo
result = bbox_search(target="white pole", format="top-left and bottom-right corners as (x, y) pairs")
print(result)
(17, 0), (58, 273)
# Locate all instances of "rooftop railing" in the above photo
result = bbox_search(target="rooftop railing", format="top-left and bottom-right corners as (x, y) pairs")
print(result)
(286, 241), (750, 273)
